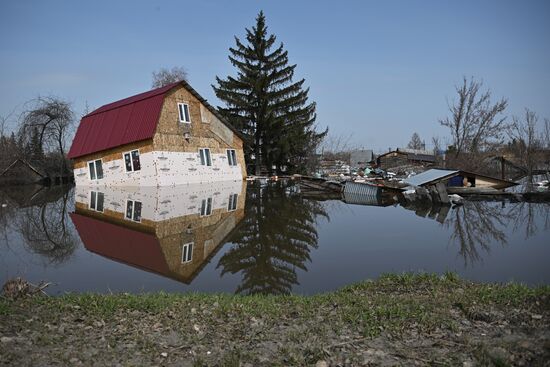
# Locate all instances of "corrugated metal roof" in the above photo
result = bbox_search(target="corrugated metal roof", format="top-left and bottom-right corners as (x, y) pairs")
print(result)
(403, 169), (459, 187)
(68, 82), (180, 159)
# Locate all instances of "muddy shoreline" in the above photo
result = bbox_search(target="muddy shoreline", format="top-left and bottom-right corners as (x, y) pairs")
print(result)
(1, 274), (549, 366)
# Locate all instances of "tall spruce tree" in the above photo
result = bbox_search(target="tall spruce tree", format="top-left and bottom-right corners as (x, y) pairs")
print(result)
(213, 11), (327, 175)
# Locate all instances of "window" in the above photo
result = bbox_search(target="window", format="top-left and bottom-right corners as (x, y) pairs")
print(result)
(178, 103), (191, 123)
(181, 242), (193, 263)
(199, 148), (212, 166)
(125, 200), (142, 222)
(227, 193), (238, 211)
(89, 191), (104, 212)
(88, 159), (103, 180)
(123, 150), (141, 172)
(226, 149), (237, 166)
(200, 197), (212, 216)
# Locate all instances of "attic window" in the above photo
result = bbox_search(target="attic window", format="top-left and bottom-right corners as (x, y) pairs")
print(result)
(178, 103), (191, 123)
(88, 159), (103, 180)
(124, 150), (141, 172)
(181, 242), (193, 263)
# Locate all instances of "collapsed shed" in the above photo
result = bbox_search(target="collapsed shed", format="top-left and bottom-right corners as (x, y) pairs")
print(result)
(404, 169), (517, 194)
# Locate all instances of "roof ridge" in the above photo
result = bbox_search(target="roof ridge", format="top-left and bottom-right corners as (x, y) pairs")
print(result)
(84, 81), (182, 117)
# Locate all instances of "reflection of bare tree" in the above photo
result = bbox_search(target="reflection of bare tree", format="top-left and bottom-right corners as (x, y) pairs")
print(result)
(15, 187), (77, 264)
(444, 201), (512, 265)
(218, 181), (328, 295)
(508, 201), (550, 239)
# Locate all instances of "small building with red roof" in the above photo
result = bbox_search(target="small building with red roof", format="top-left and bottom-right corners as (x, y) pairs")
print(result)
(68, 80), (246, 186)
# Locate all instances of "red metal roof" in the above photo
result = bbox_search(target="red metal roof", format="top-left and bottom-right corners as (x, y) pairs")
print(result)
(70, 213), (171, 276)
(67, 82), (181, 159)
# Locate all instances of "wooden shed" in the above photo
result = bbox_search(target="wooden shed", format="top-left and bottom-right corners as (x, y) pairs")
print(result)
(0, 159), (46, 185)
(377, 149), (435, 170)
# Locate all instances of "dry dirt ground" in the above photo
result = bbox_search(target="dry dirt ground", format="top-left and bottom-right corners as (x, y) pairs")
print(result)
(1, 274), (549, 366)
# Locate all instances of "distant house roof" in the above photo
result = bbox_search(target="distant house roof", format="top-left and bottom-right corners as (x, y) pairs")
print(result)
(68, 80), (241, 159)
(0, 159), (45, 178)
(377, 149), (436, 163)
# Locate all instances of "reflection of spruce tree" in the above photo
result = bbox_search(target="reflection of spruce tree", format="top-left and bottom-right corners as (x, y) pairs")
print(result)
(218, 181), (328, 295)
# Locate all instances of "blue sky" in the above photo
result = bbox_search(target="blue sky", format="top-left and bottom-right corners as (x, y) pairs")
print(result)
(1, 0), (549, 152)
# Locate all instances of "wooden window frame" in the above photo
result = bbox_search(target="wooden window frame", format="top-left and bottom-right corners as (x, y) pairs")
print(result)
(177, 102), (191, 123)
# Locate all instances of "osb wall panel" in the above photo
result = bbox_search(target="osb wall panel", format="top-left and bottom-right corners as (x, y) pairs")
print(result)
(73, 140), (154, 169)
(153, 86), (245, 156)
(157, 209), (245, 283)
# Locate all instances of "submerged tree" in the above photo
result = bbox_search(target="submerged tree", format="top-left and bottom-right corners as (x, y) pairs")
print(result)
(18, 96), (74, 172)
(213, 11), (327, 175)
(151, 66), (188, 88)
(218, 181), (328, 295)
(439, 77), (508, 158)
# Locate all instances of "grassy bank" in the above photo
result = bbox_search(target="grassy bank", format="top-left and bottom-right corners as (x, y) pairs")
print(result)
(1, 273), (549, 366)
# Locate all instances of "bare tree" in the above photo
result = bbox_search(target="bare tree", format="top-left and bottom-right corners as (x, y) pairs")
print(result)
(544, 118), (550, 149)
(151, 66), (188, 88)
(440, 77), (508, 158)
(19, 97), (74, 157)
(407, 132), (424, 150)
(508, 108), (541, 176)
(319, 132), (357, 161)
(431, 136), (441, 154)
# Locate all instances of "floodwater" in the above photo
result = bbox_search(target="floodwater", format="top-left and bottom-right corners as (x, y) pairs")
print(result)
(1, 180), (549, 295)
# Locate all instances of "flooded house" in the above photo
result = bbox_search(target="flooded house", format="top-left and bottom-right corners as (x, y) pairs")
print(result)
(404, 169), (517, 194)
(68, 81), (246, 186)
(70, 181), (246, 284)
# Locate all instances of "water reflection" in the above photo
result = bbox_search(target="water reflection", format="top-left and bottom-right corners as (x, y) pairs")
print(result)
(443, 201), (512, 265)
(218, 181), (329, 295)
(70, 181), (246, 284)
(1, 185), (77, 264)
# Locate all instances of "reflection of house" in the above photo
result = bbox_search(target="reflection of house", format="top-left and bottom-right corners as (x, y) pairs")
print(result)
(377, 149), (435, 170)
(404, 169), (517, 191)
(70, 181), (246, 284)
(68, 81), (246, 186)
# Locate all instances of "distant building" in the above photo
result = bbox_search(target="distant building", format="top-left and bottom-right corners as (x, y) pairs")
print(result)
(377, 148), (436, 170)
(0, 159), (46, 185)
(349, 150), (374, 169)
(68, 81), (246, 186)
